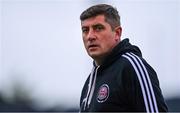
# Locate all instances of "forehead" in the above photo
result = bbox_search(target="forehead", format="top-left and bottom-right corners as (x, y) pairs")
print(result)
(81, 15), (107, 27)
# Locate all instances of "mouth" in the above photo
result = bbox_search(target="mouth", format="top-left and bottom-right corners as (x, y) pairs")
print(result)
(88, 44), (99, 50)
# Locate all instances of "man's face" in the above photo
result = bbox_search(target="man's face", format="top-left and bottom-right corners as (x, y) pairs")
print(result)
(81, 15), (121, 60)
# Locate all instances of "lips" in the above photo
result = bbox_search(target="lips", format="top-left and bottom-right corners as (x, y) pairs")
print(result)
(88, 44), (99, 49)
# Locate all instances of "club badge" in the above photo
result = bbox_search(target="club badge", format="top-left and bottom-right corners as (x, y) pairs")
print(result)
(97, 84), (109, 103)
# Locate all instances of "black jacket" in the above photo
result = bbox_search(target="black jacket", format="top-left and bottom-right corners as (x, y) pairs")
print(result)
(80, 39), (168, 112)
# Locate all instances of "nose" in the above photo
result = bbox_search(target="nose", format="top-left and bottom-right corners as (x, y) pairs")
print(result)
(87, 29), (96, 42)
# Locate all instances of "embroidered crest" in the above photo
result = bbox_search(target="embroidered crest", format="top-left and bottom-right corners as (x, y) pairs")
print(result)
(97, 84), (109, 103)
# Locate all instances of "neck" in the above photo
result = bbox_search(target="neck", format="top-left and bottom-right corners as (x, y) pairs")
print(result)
(94, 54), (108, 66)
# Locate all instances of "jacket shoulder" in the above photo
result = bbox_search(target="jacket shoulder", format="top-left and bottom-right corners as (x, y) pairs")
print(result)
(119, 52), (168, 112)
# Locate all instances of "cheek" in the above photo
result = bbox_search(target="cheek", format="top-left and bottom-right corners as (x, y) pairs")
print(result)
(101, 36), (116, 48)
(101, 34), (114, 42)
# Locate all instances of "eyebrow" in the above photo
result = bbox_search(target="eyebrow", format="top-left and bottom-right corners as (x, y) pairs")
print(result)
(92, 23), (104, 28)
(82, 23), (104, 28)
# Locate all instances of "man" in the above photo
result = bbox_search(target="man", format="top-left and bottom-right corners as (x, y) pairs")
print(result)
(79, 4), (168, 112)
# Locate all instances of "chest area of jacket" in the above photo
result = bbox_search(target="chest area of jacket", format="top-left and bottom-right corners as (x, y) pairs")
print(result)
(88, 67), (126, 109)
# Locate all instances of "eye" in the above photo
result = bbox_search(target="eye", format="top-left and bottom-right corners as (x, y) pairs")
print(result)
(82, 27), (89, 33)
(94, 25), (104, 31)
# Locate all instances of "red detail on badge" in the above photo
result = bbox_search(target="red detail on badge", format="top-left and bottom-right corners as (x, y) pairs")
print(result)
(97, 84), (109, 103)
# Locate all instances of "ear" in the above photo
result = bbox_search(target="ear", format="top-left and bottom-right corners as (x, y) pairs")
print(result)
(114, 26), (122, 42)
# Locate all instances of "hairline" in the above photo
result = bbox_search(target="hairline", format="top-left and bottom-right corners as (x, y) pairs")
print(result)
(81, 14), (119, 31)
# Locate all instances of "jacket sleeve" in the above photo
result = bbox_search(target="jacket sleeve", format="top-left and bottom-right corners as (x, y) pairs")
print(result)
(121, 54), (168, 112)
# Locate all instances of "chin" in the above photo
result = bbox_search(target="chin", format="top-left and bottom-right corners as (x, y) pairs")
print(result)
(89, 53), (102, 59)
(89, 53), (99, 58)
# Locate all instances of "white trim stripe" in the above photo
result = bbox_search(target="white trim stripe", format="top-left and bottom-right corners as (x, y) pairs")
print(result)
(122, 53), (159, 113)
(126, 53), (154, 112)
(87, 66), (100, 107)
(83, 66), (95, 110)
(129, 52), (159, 112)
(122, 54), (150, 113)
